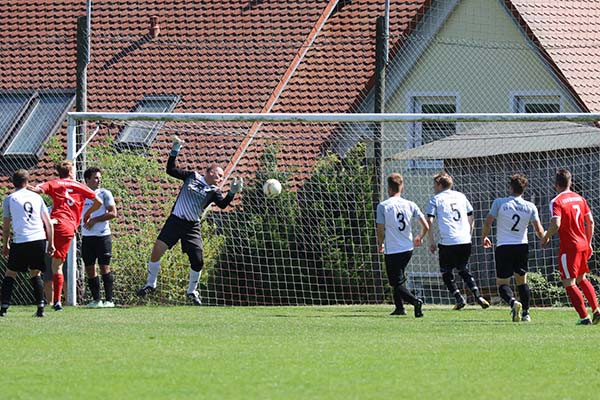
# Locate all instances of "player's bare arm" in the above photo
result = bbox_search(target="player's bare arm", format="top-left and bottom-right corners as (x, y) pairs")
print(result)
(41, 210), (55, 256)
(541, 217), (560, 247)
(468, 213), (475, 235)
(84, 203), (117, 230)
(413, 216), (429, 247)
(83, 196), (103, 224)
(26, 184), (43, 194)
(376, 223), (385, 253)
(2, 217), (11, 257)
(426, 216), (436, 253)
(481, 214), (495, 248)
(584, 213), (594, 257)
(532, 219), (545, 240)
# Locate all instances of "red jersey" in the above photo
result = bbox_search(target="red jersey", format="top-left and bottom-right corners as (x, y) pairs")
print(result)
(550, 190), (591, 252)
(39, 179), (96, 227)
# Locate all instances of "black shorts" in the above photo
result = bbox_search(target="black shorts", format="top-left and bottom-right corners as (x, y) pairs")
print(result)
(438, 243), (472, 274)
(495, 244), (529, 279)
(157, 214), (203, 267)
(81, 235), (113, 266)
(385, 251), (413, 287)
(7, 240), (47, 273)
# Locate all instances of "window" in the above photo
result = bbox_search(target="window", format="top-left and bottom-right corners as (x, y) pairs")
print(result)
(118, 95), (179, 146)
(0, 91), (75, 158)
(513, 93), (561, 113)
(409, 95), (457, 168)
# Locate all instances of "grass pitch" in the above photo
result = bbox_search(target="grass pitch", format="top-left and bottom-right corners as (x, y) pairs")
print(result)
(1, 305), (599, 399)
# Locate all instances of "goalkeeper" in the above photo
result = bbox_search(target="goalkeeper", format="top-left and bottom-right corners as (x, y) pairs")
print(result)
(136, 136), (243, 305)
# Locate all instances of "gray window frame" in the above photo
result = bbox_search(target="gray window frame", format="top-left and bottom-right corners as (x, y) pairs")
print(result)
(117, 95), (180, 147)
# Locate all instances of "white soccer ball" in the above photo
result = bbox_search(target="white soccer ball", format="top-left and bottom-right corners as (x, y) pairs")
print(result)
(263, 179), (282, 198)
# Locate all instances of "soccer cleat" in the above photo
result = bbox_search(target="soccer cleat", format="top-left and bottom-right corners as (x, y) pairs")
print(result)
(592, 311), (600, 325)
(390, 308), (407, 316)
(511, 300), (522, 322)
(86, 300), (103, 308)
(453, 301), (466, 310)
(522, 311), (531, 322)
(477, 296), (490, 309)
(35, 307), (45, 317)
(576, 317), (592, 325)
(53, 302), (63, 311)
(0, 307), (7, 317)
(187, 291), (202, 306)
(136, 285), (155, 297)
(414, 299), (424, 318)
(102, 301), (115, 308)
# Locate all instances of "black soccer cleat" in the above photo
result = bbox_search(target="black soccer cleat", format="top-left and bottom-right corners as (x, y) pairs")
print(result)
(576, 317), (592, 325)
(187, 291), (202, 306)
(35, 307), (45, 318)
(136, 285), (155, 297)
(53, 303), (63, 311)
(453, 301), (466, 311)
(0, 307), (7, 317)
(593, 311), (600, 325)
(414, 299), (424, 318)
(390, 308), (407, 316)
(477, 296), (490, 309)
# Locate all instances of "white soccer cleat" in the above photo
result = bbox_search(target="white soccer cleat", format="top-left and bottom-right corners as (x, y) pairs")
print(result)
(522, 313), (531, 322)
(102, 301), (115, 308)
(87, 300), (103, 308)
(511, 300), (522, 322)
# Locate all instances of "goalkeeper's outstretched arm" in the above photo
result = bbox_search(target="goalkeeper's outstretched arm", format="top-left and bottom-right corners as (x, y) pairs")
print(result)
(166, 135), (193, 180)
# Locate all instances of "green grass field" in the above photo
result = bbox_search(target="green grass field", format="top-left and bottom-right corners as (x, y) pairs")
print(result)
(1, 305), (599, 399)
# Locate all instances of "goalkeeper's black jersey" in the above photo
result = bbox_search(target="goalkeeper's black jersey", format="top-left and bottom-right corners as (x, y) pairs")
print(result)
(166, 155), (233, 222)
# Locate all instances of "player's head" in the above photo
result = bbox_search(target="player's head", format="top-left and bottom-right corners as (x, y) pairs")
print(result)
(509, 173), (528, 196)
(84, 166), (102, 190)
(11, 169), (29, 188)
(205, 164), (224, 186)
(387, 173), (404, 195)
(555, 168), (572, 191)
(56, 160), (75, 179)
(433, 172), (453, 193)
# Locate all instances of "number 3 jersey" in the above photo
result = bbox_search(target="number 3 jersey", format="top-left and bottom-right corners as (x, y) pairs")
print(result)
(426, 189), (473, 245)
(38, 179), (97, 228)
(489, 196), (539, 246)
(550, 190), (591, 252)
(2, 188), (49, 243)
(376, 196), (424, 254)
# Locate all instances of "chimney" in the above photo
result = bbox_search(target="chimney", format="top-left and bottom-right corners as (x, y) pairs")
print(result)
(150, 16), (160, 39)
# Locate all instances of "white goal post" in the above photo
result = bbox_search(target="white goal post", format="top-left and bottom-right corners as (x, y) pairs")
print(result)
(64, 112), (600, 307)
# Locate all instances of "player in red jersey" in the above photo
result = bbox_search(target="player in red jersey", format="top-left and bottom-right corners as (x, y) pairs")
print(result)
(29, 160), (102, 310)
(541, 169), (599, 325)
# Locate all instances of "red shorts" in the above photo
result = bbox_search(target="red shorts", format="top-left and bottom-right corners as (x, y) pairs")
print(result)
(53, 222), (77, 262)
(558, 250), (590, 280)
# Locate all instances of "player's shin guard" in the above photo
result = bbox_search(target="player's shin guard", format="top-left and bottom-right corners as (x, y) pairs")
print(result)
(517, 283), (531, 311)
(53, 273), (64, 303)
(30, 275), (44, 307)
(578, 279), (598, 311)
(459, 270), (481, 298)
(146, 261), (161, 288)
(565, 285), (588, 318)
(442, 272), (460, 300)
(102, 272), (114, 302)
(88, 276), (101, 302)
(1, 276), (15, 309)
(498, 284), (515, 306)
(187, 269), (201, 294)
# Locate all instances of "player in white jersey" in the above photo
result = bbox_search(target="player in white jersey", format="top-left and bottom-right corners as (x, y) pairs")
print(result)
(376, 173), (428, 317)
(482, 174), (545, 322)
(1, 170), (54, 317)
(426, 172), (490, 310)
(81, 167), (117, 308)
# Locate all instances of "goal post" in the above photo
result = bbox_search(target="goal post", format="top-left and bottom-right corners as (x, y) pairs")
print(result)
(65, 112), (600, 307)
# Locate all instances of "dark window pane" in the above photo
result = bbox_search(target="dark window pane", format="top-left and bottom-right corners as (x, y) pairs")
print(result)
(119, 97), (177, 145)
(421, 103), (456, 144)
(0, 93), (29, 140)
(524, 103), (560, 113)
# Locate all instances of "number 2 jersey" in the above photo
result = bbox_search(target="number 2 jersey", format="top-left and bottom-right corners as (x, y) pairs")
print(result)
(376, 196), (424, 254)
(550, 190), (591, 253)
(38, 179), (97, 229)
(488, 196), (539, 246)
(2, 188), (49, 243)
(426, 189), (473, 245)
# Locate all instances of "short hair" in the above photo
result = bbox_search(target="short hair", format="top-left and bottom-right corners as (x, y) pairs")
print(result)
(387, 173), (404, 193)
(12, 169), (29, 188)
(509, 174), (528, 195)
(84, 166), (101, 181)
(56, 160), (74, 179)
(433, 172), (453, 189)
(555, 168), (572, 189)
(206, 164), (221, 174)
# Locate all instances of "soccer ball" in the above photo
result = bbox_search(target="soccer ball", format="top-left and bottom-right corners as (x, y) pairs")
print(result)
(263, 179), (282, 198)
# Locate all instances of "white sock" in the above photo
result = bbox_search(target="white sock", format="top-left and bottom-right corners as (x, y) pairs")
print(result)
(146, 261), (161, 288)
(187, 269), (201, 294)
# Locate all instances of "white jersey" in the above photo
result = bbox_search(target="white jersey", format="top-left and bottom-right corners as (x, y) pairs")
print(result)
(426, 189), (473, 245)
(489, 196), (539, 246)
(81, 188), (115, 237)
(376, 196), (424, 254)
(2, 188), (48, 243)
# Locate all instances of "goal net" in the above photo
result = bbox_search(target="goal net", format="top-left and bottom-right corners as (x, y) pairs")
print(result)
(63, 112), (600, 307)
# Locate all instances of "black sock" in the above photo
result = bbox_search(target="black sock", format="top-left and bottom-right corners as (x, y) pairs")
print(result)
(517, 283), (531, 312)
(102, 272), (114, 302)
(498, 284), (515, 306)
(459, 271), (481, 298)
(442, 272), (459, 297)
(394, 285), (418, 306)
(393, 288), (405, 310)
(88, 276), (101, 301)
(30, 276), (44, 307)
(1, 276), (16, 308)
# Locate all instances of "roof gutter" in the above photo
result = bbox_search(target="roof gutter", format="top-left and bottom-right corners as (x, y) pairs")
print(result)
(222, 0), (341, 182)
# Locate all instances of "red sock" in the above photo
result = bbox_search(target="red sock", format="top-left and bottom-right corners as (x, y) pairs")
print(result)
(578, 279), (599, 311)
(53, 273), (64, 303)
(566, 285), (588, 318)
